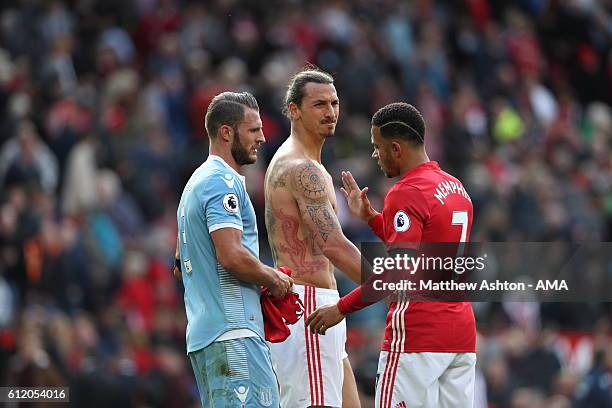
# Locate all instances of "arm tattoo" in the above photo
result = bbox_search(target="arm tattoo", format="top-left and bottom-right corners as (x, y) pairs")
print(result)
(265, 204), (276, 233)
(265, 203), (279, 264)
(269, 163), (289, 189)
(272, 171), (288, 188)
(294, 162), (326, 200)
(310, 234), (323, 256)
(306, 204), (337, 242)
(290, 161), (340, 244)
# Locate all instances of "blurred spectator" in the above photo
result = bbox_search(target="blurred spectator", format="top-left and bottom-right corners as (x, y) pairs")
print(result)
(0, 120), (59, 193)
(575, 347), (612, 408)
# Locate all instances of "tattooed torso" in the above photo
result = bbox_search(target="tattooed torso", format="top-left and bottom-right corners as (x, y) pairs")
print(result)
(264, 140), (339, 289)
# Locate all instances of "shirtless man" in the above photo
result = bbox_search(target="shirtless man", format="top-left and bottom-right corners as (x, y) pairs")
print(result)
(264, 68), (362, 408)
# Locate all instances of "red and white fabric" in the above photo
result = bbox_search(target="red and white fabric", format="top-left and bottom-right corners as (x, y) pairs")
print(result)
(338, 161), (476, 353)
(268, 284), (346, 408)
(260, 266), (304, 343)
(337, 161), (478, 407)
(375, 351), (476, 408)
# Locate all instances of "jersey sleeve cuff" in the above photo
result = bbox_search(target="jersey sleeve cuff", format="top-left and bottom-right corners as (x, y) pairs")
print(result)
(337, 296), (351, 315)
(368, 213), (385, 238)
(208, 223), (243, 233)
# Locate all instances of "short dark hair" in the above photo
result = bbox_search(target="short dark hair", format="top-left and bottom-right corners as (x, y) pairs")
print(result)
(372, 102), (425, 145)
(205, 92), (259, 139)
(283, 65), (334, 117)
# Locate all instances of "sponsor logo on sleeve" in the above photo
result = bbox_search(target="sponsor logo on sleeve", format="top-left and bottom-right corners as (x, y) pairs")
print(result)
(393, 211), (410, 232)
(223, 193), (239, 213)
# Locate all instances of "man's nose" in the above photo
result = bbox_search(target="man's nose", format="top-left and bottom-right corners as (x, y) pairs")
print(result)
(325, 104), (336, 120)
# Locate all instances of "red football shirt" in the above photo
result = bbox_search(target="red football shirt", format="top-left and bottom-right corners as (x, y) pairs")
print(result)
(338, 161), (476, 352)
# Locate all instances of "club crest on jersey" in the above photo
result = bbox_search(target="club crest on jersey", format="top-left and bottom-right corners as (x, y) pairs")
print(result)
(393, 211), (410, 232)
(257, 387), (273, 407)
(223, 193), (239, 213)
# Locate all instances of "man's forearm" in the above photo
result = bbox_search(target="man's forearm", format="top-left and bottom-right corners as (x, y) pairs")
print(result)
(337, 286), (376, 314)
(323, 235), (363, 284)
(337, 255), (402, 314)
(221, 247), (276, 287)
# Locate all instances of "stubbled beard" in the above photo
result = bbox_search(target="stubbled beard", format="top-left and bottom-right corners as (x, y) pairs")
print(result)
(323, 129), (335, 138)
(379, 161), (396, 178)
(231, 135), (255, 165)
(321, 122), (336, 138)
(232, 134), (256, 166)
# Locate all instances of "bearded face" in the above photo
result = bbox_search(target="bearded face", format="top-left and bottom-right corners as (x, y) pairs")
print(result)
(231, 128), (255, 165)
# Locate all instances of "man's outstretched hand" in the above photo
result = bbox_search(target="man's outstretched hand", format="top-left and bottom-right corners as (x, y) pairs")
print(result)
(305, 303), (345, 335)
(340, 171), (378, 222)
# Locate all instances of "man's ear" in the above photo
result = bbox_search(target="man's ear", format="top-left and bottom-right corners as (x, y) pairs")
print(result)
(289, 103), (300, 121)
(391, 140), (403, 158)
(218, 125), (234, 142)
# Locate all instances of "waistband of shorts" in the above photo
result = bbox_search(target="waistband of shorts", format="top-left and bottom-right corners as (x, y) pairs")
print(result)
(292, 283), (339, 296)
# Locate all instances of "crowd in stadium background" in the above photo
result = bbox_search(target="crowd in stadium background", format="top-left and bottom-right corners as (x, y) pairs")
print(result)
(0, 0), (610, 407)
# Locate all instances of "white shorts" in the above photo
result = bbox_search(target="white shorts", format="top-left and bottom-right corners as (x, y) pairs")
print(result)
(269, 284), (347, 408)
(375, 351), (476, 408)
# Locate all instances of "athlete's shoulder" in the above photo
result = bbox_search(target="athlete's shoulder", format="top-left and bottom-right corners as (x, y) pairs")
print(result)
(268, 138), (297, 164)
(388, 167), (427, 196)
(271, 152), (324, 182)
(386, 182), (426, 210)
(186, 169), (243, 208)
(269, 154), (306, 177)
(284, 159), (328, 200)
(400, 163), (464, 191)
(267, 143), (300, 172)
(272, 147), (311, 167)
(266, 156), (310, 203)
(211, 174), (245, 198)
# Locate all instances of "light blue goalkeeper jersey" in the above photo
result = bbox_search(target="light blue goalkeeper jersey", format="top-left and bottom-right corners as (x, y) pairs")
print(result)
(177, 154), (263, 353)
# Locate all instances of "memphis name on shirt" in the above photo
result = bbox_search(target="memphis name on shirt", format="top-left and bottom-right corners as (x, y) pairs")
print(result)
(433, 179), (471, 205)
